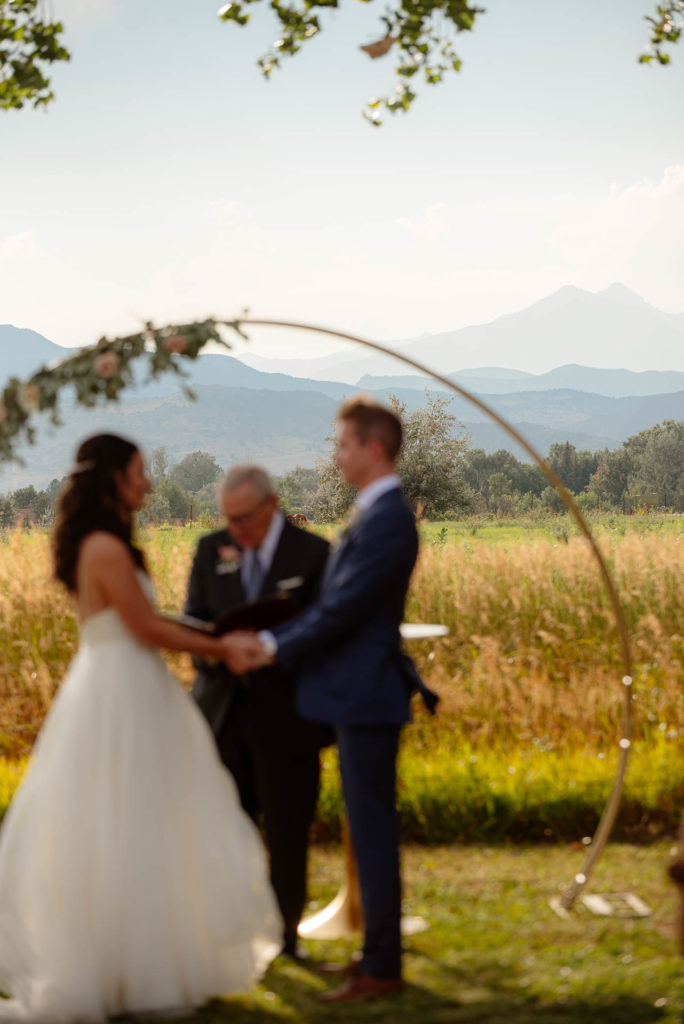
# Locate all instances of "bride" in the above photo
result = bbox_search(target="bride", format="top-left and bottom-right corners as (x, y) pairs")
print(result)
(0, 434), (282, 1022)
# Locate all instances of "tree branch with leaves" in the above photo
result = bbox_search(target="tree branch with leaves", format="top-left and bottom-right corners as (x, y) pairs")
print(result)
(0, 0), (69, 110)
(2, 1), (681, 120)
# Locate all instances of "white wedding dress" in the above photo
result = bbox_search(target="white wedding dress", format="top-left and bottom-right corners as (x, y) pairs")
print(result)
(0, 575), (282, 1022)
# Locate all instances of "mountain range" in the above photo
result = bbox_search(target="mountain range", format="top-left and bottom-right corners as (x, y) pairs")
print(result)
(0, 283), (682, 489)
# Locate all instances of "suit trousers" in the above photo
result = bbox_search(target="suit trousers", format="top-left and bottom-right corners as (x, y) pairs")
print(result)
(336, 723), (402, 979)
(217, 689), (321, 952)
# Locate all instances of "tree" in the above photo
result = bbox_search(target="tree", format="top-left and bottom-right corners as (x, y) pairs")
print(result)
(45, 477), (66, 502)
(3, 2), (679, 121)
(32, 489), (53, 524)
(462, 448), (546, 502)
(393, 393), (473, 516)
(150, 446), (168, 488)
(547, 442), (599, 495)
(274, 466), (321, 513)
(628, 420), (684, 509)
(155, 480), (191, 521)
(0, 495), (15, 529)
(590, 448), (635, 509)
(12, 483), (36, 509)
(169, 451), (222, 494)
(310, 392), (473, 519)
(1, 1), (69, 110)
(139, 491), (172, 527)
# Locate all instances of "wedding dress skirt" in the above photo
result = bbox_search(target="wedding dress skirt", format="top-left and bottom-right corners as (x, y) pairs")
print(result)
(0, 597), (282, 1022)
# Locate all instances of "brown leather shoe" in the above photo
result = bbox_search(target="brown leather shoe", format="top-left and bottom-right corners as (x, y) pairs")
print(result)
(318, 973), (403, 1003)
(317, 954), (363, 976)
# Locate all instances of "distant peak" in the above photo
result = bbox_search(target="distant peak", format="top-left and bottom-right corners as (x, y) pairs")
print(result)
(596, 282), (651, 308)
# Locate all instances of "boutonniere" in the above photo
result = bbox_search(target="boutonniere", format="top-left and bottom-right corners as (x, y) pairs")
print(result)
(216, 545), (242, 575)
(337, 506), (362, 545)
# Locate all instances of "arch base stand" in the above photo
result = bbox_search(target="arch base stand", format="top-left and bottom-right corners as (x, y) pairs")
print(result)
(298, 885), (429, 939)
(550, 892), (651, 919)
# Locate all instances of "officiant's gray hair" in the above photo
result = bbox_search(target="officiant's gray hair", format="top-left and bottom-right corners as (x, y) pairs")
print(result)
(219, 464), (275, 502)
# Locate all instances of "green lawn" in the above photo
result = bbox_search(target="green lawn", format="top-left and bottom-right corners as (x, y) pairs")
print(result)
(418, 512), (684, 547)
(116, 842), (684, 1024)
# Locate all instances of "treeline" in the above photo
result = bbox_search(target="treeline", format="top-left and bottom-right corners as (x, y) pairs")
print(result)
(1, 413), (682, 527)
(461, 418), (684, 516)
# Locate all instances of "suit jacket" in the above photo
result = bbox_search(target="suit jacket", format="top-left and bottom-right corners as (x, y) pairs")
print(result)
(273, 486), (424, 726)
(186, 520), (330, 740)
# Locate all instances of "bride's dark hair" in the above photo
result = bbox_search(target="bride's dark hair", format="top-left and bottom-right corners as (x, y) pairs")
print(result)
(54, 433), (147, 592)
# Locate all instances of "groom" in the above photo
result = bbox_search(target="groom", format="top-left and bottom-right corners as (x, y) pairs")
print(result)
(235, 395), (430, 1002)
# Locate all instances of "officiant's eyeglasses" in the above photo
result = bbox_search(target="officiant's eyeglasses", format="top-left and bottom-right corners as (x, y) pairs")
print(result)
(225, 497), (269, 527)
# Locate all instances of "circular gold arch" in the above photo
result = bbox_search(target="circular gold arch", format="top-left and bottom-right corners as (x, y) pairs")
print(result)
(0, 313), (635, 912)
(227, 317), (634, 913)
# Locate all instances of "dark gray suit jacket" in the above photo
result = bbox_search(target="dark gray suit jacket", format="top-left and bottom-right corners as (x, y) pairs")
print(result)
(186, 520), (330, 741)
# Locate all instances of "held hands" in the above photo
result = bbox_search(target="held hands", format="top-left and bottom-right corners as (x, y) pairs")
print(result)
(219, 631), (274, 674)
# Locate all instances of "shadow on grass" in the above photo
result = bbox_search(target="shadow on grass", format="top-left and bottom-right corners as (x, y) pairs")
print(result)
(127, 958), (672, 1024)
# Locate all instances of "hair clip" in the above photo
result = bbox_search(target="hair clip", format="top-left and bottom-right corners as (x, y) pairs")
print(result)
(70, 459), (96, 475)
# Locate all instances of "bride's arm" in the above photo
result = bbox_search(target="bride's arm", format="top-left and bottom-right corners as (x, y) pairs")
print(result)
(78, 533), (261, 667)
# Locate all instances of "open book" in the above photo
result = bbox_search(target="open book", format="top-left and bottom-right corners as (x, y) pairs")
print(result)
(162, 591), (301, 636)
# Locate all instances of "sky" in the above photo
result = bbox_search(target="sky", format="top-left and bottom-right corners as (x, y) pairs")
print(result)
(1, 0), (683, 368)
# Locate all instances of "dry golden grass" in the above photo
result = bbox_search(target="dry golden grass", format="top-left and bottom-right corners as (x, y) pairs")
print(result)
(406, 532), (684, 750)
(0, 527), (681, 760)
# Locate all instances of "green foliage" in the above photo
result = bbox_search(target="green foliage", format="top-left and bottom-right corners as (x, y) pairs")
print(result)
(547, 442), (598, 495)
(152, 480), (191, 522)
(308, 392), (474, 519)
(149, 446), (169, 488)
(0, 0), (69, 110)
(273, 465), (321, 514)
(0, 319), (231, 465)
(392, 392), (474, 515)
(640, 0), (684, 63)
(168, 450), (222, 494)
(592, 420), (684, 511)
(0, 495), (14, 529)
(312, 736), (684, 843)
(3, 4), (681, 122)
(11, 484), (36, 509)
(220, 0), (482, 123)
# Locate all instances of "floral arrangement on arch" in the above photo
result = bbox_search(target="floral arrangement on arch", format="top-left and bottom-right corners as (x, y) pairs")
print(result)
(0, 319), (246, 465)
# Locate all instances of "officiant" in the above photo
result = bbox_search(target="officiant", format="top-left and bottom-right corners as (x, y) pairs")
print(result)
(185, 464), (331, 959)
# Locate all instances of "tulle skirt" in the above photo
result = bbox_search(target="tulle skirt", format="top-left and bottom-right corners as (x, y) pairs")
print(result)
(0, 609), (281, 1022)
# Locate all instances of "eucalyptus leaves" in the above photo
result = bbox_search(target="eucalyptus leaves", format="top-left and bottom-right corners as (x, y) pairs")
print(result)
(0, 319), (243, 465)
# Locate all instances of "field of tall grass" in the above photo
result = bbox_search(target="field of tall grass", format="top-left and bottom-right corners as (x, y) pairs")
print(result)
(0, 516), (682, 839)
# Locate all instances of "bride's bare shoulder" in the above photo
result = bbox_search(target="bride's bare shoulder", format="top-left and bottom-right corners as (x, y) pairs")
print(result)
(79, 532), (133, 567)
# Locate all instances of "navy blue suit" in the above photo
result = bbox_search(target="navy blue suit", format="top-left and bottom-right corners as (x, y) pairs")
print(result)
(273, 485), (421, 979)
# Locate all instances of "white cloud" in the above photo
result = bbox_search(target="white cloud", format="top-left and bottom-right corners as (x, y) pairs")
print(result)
(394, 203), (449, 238)
(0, 231), (47, 263)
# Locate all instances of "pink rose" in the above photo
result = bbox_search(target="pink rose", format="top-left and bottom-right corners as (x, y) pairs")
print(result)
(18, 384), (40, 414)
(163, 334), (189, 354)
(93, 352), (120, 379)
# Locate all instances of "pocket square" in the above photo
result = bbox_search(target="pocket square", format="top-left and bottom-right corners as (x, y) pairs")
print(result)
(276, 576), (305, 591)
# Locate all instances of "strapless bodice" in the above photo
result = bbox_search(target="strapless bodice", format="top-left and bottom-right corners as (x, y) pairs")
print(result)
(80, 606), (135, 646)
(79, 571), (155, 647)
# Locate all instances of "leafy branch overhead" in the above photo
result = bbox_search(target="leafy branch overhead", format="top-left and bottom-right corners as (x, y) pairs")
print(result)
(0, 0), (69, 110)
(639, 0), (684, 63)
(0, 320), (241, 464)
(2, 3), (682, 120)
(218, 0), (683, 122)
(219, 0), (481, 123)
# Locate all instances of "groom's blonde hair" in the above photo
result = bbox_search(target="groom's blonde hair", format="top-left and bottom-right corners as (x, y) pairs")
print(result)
(338, 395), (403, 462)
